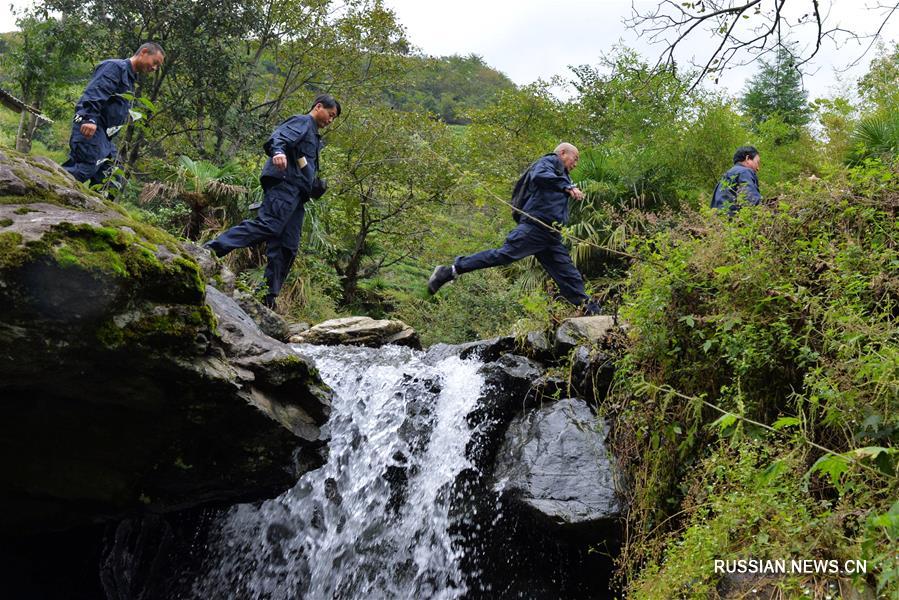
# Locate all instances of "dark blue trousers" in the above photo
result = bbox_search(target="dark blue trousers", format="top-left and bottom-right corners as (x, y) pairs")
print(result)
(454, 222), (589, 306)
(206, 178), (306, 299)
(62, 126), (115, 185)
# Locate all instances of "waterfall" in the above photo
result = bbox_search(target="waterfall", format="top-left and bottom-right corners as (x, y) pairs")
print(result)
(192, 343), (486, 600)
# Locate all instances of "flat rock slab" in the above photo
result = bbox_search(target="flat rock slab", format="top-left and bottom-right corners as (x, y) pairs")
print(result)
(555, 316), (618, 351)
(290, 315), (421, 349)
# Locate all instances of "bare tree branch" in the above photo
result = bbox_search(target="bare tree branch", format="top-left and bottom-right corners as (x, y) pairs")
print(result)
(625, 1), (899, 90)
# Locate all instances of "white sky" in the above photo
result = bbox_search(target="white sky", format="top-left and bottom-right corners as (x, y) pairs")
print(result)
(2, 0), (898, 100)
(381, 0), (899, 101)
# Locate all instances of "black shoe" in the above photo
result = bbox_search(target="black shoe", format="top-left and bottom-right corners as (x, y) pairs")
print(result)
(428, 265), (455, 295)
(582, 301), (601, 316)
(202, 240), (222, 257)
(263, 294), (277, 310)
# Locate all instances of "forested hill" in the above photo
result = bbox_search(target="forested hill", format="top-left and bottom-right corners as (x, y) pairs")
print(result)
(384, 53), (516, 124)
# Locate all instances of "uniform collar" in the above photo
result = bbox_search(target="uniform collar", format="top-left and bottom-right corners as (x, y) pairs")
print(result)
(306, 113), (321, 137)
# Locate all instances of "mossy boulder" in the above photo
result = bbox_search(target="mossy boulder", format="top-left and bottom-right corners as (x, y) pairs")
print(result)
(0, 149), (332, 534)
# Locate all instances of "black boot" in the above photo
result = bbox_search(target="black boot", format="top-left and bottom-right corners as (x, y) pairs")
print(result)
(427, 265), (455, 295)
(582, 300), (601, 316)
(202, 240), (224, 258)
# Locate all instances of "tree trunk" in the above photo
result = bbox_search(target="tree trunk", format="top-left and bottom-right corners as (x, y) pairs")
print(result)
(15, 110), (32, 153)
(340, 203), (371, 305)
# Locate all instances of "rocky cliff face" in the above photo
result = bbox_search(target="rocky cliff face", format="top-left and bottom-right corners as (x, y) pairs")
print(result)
(0, 149), (332, 534)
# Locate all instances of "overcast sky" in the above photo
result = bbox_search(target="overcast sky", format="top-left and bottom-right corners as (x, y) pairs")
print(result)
(381, 0), (899, 101)
(2, 0), (898, 100)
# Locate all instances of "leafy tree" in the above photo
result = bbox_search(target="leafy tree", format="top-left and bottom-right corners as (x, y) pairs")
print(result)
(858, 42), (899, 113)
(4, 11), (86, 152)
(316, 105), (459, 305)
(385, 54), (515, 124)
(810, 96), (857, 164)
(740, 46), (811, 135)
(40, 0), (409, 167)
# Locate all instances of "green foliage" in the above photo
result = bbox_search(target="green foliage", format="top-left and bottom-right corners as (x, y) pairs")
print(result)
(811, 96), (857, 165)
(609, 169), (898, 596)
(385, 54), (515, 124)
(858, 43), (899, 113)
(848, 112), (899, 166)
(740, 47), (811, 136)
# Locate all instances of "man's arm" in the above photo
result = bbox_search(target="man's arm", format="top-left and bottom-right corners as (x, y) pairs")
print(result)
(737, 170), (762, 206)
(266, 116), (310, 171)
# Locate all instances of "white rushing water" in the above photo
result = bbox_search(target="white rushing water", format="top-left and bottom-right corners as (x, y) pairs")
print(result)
(192, 344), (485, 600)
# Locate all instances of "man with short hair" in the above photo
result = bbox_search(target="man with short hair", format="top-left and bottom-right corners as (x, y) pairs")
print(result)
(428, 142), (600, 314)
(63, 42), (164, 185)
(711, 145), (762, 215)
(205, 94), (341, 309)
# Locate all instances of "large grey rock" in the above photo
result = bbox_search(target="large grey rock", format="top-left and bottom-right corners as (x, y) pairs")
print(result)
(493, 398), (622, 532)
(555, 315), (618, 352)
(0, 148), (332, 534)
(232, 288), (291, 342)
(290, 315), (420, 349)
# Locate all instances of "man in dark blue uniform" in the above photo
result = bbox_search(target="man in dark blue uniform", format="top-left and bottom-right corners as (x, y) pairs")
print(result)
(428, 142), (599, 314)
(63, 43), (164, 185)
(205, 94), (341, 309)
(711, 146), (762, 215)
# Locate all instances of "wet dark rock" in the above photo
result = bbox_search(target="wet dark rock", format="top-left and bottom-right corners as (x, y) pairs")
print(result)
(493, 398), (623, 535)
(570, 345), (616, 404)
(427, 336), (517, 363)
(232, 288), (291, 341)
(523, 329), (555, 361)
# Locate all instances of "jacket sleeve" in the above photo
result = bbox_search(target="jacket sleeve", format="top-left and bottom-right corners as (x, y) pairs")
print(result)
(266, 117), (309, 157)
(530, 158), (573, 192)
(737, 170), (762, 205)
(76, 62), (124, 124)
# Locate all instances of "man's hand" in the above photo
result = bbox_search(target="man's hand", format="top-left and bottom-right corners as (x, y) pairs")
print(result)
(80, 122), (97, 139)
(272, 153), (288, 170)
(567, 186), (585, 201)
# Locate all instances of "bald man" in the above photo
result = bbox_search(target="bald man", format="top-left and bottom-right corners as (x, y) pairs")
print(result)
(428, 143), (599, 314)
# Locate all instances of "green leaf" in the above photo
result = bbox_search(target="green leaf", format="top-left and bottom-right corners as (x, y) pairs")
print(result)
(702, 339), (713, 353)
(758, 459), (788, 485)
(772, 416), (801, 430)
(712, 413), (738, 432)
(810, 454), (851, 487)
(849, 446), (894, 460)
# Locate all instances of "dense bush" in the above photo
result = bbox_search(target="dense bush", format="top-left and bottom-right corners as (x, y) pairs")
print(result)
(606, 162), (899, 597)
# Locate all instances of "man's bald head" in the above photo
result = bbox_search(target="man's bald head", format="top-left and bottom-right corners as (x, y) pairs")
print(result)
(554, 142), (579, 172)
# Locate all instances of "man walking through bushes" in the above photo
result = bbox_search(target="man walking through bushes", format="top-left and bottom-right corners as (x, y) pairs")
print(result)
(711, 145), (762, 215)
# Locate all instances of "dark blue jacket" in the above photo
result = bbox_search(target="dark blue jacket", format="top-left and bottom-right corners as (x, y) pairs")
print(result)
(74, 59), (136, 134)
(522, 153), (575, 227)
(70, 59), (137, 160)
(260, 114), (321, 195)
(711, 164), (761, 214)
